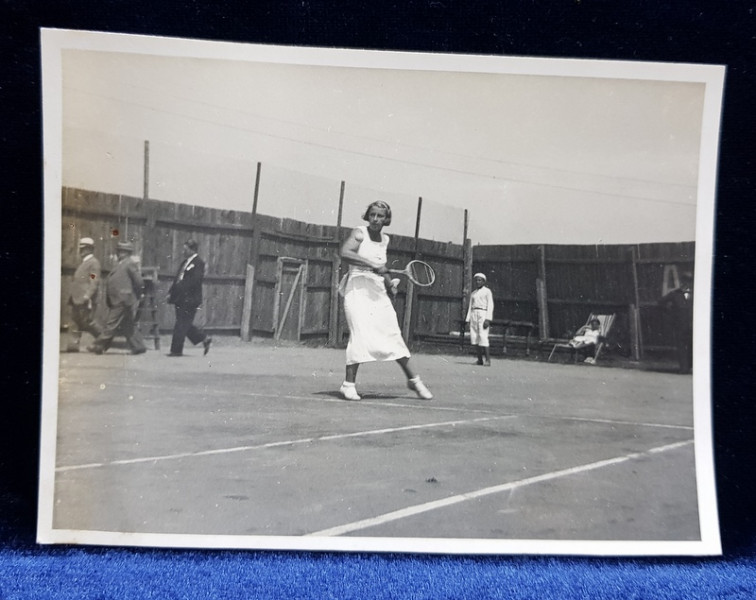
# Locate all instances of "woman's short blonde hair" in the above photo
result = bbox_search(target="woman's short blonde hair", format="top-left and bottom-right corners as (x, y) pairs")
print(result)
(361, 201), (392, 226)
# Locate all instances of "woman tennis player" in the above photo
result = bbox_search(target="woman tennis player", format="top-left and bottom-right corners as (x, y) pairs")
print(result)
(338, 200), (433, 401)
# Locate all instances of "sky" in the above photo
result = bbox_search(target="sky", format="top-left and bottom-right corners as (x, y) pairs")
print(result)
(59, 42), (713, 245)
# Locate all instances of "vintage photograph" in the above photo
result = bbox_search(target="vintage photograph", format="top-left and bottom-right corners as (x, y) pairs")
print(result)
(39, 29), (723, 555)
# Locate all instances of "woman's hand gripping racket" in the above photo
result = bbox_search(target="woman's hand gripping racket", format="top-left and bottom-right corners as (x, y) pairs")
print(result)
(388, 260), (435, 287)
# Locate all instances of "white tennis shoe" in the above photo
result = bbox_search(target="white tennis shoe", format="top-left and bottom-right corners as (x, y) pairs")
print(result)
(339, 381), (361, 401)
(408, 377), (433, 400)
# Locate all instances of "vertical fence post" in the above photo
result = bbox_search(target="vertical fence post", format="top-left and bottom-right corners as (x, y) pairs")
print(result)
(536, 244), (550, 340)
(241, 162), (262, 341)
(328, 181), (345, 346)
(629, 245), (643, 360)
(241, 264), (256, 342)
(402, 283), (416, 344)
(629, 303), (641, 361)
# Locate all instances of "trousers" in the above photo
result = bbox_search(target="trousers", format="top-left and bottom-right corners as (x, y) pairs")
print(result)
(170, 305), (206, 354)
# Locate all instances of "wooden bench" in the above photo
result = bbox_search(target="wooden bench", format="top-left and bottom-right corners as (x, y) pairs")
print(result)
(457, 319), (537, 356)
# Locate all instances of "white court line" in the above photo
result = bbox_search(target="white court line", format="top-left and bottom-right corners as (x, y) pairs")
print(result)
(306, 439), (694, 537)
(60, 379), (695, 429)
(60, 379), (495, 415)
(56, 415), (516, 472)
(550, 415), (693, 431)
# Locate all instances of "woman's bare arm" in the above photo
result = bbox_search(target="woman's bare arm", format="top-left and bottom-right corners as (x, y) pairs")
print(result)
(340, 228), (387, 273)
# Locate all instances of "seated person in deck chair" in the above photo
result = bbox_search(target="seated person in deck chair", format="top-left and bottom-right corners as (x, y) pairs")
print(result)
(568, 317), (601, 364)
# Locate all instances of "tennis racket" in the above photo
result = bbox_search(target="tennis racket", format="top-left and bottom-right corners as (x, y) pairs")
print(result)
(388, 260), (435, 287)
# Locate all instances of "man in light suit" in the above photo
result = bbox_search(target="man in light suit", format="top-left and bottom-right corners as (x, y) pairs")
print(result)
(87, 241), (147, 355)
(66, 237), (102, 352)
(167, 239), (212, 357)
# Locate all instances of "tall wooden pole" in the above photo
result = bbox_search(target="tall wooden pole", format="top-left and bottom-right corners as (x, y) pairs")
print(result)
(403, 196), (423, 344)
(337, 181), (345, 234)
(461, 209), (472, 348)
(413, 196), (423, 255)
(462, 208), (468, 246)
(143, 140), (150, 202)
(241, 162), (262, 341)
(250, 161), (262, 266)
(140, 140), (151, 260)
(328, 181), (345, 346)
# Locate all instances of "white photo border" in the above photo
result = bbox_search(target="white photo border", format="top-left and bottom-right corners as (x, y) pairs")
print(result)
(39, 28), (724, 556)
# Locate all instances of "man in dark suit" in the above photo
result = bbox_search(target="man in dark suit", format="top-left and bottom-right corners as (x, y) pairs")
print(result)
(87, 241), (147, 355)
(66, 237), (102, 352)
(167, 239), (212, 357)
(659, 271), (694, 374)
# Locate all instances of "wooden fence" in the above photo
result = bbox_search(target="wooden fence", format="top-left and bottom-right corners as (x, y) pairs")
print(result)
(473, 242), (695, 357)
(60, 187), (467, 346)
(60, 187), (694, 358)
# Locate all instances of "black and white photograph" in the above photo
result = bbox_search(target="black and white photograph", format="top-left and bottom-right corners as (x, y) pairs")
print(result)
(39, 29), (723, 556)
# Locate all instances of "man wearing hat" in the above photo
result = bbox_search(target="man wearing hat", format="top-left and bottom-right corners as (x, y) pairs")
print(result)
(87, 241), (147, 355)
(465, 272), (494, 366)
(66, 237), (102, 352)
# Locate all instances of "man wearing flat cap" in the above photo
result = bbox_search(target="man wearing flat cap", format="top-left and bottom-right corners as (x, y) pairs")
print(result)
(66, 237), (102, 352)
(87, 241), (147, 355)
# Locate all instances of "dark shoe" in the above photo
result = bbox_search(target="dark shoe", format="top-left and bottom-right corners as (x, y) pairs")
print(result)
(203, 336), (212, 356)
(475, 359), (483, 365)
(86, 345), (103, 355)
(131, 348), (147, 355)
(168, 352), (183, 357)
(66, 345), (80, 353)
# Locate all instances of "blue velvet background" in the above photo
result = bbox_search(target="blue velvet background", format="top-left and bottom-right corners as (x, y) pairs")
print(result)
(2, 2), (755, 597)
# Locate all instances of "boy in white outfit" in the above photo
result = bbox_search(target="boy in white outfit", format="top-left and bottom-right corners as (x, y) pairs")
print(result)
(465, 273), (494, 366)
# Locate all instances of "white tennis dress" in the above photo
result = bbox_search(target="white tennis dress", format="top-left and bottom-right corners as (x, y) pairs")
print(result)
(343, 226), (410, 365)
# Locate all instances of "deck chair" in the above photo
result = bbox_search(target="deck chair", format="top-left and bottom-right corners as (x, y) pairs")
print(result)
(548, 313), (616, 363)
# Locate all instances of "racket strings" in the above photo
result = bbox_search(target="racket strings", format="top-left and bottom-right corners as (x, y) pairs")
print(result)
(409, 261), (435, 286)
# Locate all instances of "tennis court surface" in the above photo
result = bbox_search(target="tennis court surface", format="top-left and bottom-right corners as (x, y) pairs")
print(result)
(52, 336), (699, 546)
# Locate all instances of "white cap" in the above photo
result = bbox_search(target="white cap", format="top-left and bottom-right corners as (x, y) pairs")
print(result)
(473, 272), (487, 281)
(79, 237), (95, 247)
